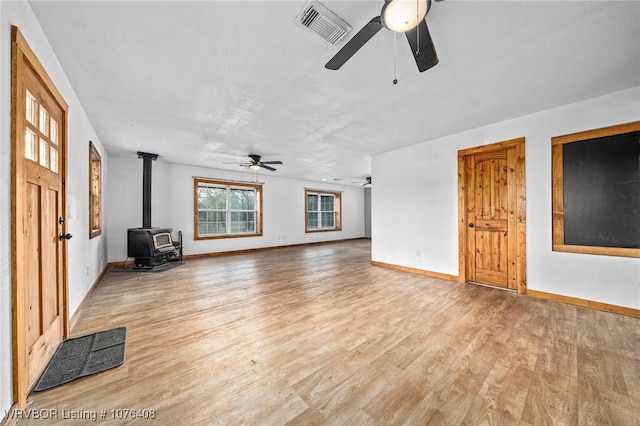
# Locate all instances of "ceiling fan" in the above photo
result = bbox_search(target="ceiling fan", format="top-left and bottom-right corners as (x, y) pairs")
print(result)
(236, 154), (283, 172)
(325, 0), (442, 73)
(352, 177), (372, 187)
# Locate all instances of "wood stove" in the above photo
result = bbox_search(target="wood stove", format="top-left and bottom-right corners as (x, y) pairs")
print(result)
(127, 227), (179, 267)
(127, 152), (181, 268)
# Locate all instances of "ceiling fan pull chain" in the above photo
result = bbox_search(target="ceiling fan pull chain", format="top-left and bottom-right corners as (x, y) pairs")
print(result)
(416, 0), (420, 54)
(393, 32), (398, 84)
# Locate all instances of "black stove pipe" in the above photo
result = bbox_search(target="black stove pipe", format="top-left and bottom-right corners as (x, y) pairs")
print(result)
(137, 151), (158, 229)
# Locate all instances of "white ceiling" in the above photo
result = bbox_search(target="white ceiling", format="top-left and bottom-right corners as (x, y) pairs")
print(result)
(28, 0), (640, 185)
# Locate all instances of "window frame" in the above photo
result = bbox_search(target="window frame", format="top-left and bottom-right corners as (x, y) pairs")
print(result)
(551, 120), (640, 258)
(305, 188), (342, 233)
(89, 141), (102, 239)
(194, 178), (263, 240)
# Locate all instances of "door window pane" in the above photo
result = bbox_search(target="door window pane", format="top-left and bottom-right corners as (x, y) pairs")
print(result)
(50, 146), (58, 173)
(39, 138), (48, 168)
(25, 91), (36, 125)
(25, 129), (37, 161)
(50, 118), (58, 145)
(39, 107), (49, 136)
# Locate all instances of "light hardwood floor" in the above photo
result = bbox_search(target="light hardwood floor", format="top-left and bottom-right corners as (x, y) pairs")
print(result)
(16, 240), (640, 425)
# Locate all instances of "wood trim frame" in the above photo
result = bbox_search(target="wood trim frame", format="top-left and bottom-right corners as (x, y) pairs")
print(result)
(370, 261), (459, 281)
(458, 138), (527, 294)
(193, 178), (263, 240)
(11, 26), (69, 408)
(89, 141), (102, 239)
(527, 289), (640, 318)
(551, 121), (640, 258)
(304, 188), (342, 233)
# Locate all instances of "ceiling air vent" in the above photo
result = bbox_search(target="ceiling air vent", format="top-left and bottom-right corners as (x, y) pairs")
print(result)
(296, 1), (351, 45)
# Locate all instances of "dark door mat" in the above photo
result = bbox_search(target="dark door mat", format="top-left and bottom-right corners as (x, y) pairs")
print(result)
(111, 262), (184, 273)
(34, 327), (127, 392)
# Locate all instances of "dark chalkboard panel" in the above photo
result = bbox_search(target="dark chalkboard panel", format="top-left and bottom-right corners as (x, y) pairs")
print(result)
(552, 121), (640, 258)
(563, 131), (640, 248)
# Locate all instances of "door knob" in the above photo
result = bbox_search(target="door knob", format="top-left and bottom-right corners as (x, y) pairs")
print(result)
(59, 233), (73, 241)
(468, 223), (474, 228)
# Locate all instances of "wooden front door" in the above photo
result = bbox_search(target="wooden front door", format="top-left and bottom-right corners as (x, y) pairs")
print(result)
(11, 27), (69, 408)
(458, 138), (526, 293)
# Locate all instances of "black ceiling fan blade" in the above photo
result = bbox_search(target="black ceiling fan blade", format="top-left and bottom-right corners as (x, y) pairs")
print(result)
(405, 19), (438, 72)
(325, 16), (383, 70)
(260, 161), (283, 165)
(259, 164), (277, 171)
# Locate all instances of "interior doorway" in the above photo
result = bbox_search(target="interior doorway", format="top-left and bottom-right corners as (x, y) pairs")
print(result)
(11, 26), (69, 408)
(458, 138), (526, 293)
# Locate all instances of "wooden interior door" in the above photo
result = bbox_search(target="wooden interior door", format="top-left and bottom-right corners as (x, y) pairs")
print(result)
(12, 27), (68, 408)
(466, 149), (510, 288)
(458, 138), (526, 293)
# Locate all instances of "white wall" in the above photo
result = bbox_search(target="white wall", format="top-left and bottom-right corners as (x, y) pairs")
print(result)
(0, 1), (109, 414)
(372, 86), (640, 310)
(106, 156), (365, 262)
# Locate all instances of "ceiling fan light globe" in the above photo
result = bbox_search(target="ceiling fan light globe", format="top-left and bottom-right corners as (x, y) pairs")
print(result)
(381, 0), (429, 33)
(249, 165), (261, 171)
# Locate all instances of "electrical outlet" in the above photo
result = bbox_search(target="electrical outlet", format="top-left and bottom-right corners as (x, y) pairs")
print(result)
(416, 249), (421, 257)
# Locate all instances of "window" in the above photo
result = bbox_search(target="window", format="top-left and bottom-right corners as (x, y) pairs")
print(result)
(551, 121), (640, 258)
(305, 189), (342, 232)
(23, 89), (59, 173)
(194, 178), (262, 239)
(89, 141), (102, 238)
